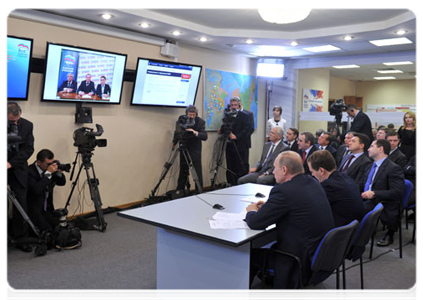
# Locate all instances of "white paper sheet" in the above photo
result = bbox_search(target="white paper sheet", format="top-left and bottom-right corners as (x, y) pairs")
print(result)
(209, 220), (250, 229)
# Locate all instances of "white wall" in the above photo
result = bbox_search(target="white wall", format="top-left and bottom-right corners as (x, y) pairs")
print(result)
(7, 17), (266, 215)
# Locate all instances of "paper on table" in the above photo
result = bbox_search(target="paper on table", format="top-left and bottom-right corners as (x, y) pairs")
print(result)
(209, 220), (250, 229)
(212, 211), (246, 221)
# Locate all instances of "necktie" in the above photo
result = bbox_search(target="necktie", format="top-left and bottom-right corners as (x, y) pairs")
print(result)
(262, 144), (275, 169)
(287, 142), (291, 148)
(364, 163), (378, 191)
(341, 155), (354, 173)
(302, 151), (306, 164)
(67, 81), (70, 87)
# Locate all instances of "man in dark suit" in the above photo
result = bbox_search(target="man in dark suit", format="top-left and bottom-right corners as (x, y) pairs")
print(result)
(7, 102), (34, 252)
(361, 139), (404, 247)
(240, 101), (255, 171)
(245, 151), (335, 288)
(173, 105), (208, 192)
(347, 104), (374, 143)
(297, 131), (318, 175)
(335, 131), (355, 167)
(238, 126), (287, 185)
(285, 127), (299, 152)
(218, 97), (252, 185)
(57, 73), (77, 93)
(308, 150), (365, 227)
(386, 131), (408, 168)
(338, 133), (372, 185)
(27, 149), (66, 232)
(315, 132), (337, 157)
(95, 75), (112, 99)
(77, 73), (96, 95)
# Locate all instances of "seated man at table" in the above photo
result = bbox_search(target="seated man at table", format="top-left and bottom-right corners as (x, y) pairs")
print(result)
(77, 73), (95, 96)
(307, 150), (365, 227)
(95, 76), (111, 99)
(57, 73), (77, 93)
(245, 151), (335, 288)
(237, 126), (287, 186)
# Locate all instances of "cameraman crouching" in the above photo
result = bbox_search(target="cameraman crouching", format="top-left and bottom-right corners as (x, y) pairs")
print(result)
(173, 105), (208, 192)
(27, 149), (66, 233)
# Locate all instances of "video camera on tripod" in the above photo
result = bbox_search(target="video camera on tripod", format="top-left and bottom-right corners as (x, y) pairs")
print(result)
(173, 115), (196, 146)
(220, 104), (237, 135)
(73, 124), (107, 153)
(330, 99), (347, 127)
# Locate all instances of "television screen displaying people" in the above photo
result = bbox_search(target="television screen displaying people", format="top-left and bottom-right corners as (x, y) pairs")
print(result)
(7, 36), (33, 100)
(42, 42), (127, 104)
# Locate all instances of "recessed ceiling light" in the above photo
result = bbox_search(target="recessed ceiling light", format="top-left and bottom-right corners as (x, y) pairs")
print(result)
(383, 61), (413, 66)
(332, 65), (360, 69)
(369, 37), (412, 47)
(171, 31), (182, 36)
(245, 39), (254, 44)
(377, 70), (404, 74)
(139, 22), (151, 28)
(396, 29), (407, 35)
(199, 37), (208, 42)
(101, 13), (113, 20)
(374, 76), (396, 80)
(303, 45), (341, 53)
(343, 35), (353, 41)
(290, 41), (299, 46)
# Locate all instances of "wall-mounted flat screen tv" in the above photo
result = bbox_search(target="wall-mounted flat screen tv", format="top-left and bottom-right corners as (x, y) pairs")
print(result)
(7, 35), (33, 100)
(42, 42), (127, 104)
(131, 58), (202, 108)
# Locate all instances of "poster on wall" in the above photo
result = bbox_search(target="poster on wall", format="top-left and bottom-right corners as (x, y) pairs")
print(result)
(204, 68), (258, 131)
(302, 88), (324, 112)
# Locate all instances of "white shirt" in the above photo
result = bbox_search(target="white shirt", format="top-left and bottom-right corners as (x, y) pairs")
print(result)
(266, 117), (287, 138)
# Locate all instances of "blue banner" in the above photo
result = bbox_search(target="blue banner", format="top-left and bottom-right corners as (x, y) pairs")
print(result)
(57, 50), (79, 91)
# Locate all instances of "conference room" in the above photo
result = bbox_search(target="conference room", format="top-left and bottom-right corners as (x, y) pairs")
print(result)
(6, 7), (416, 296)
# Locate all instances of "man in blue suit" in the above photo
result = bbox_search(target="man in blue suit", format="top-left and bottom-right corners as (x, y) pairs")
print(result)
(57, 73), (77, 93)
(77, 73), (95, 96)
(308, 150), (365, 227)
(245, 151), (334, 288)
(95, 76), (111, 99)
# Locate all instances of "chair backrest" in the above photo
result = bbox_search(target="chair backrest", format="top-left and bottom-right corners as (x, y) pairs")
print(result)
(309, 220), (359, 285)
(347, 203), (384, 261)
(403, 180), (414, 208)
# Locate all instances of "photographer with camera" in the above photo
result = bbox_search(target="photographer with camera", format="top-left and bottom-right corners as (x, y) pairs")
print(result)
(7, 102), (34, 252)
(218, 97), (253, 186)
(173, 105), (208, 192)
(27, 149), (67, 233)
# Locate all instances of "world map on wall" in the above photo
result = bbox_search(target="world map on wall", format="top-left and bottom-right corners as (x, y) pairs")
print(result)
(204, 68), (258, 131)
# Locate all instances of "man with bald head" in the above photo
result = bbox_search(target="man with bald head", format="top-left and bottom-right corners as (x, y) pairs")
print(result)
(245, 151), (335, 288)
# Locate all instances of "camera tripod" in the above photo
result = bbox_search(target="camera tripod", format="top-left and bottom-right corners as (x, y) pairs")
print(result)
(210, 130), (246, 189)
(7, 185), (49, 256)
(65, 150), (107, 232)
(150, 141), (203, 199)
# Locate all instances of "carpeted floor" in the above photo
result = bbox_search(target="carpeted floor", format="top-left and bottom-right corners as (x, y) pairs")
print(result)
(8, 210), (416, 291)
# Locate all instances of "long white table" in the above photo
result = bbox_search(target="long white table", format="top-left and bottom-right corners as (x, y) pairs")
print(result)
(118, 183), (276, 289)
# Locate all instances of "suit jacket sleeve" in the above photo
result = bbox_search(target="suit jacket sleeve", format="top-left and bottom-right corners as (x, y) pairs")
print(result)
(195, 117), (208, 141)
(374, 163), (404, 202)
(9, 119), (34, 169)
(234, 112), (252, 141)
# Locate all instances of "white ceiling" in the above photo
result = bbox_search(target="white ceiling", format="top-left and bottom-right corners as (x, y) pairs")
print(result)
(13, 8), (416, 81)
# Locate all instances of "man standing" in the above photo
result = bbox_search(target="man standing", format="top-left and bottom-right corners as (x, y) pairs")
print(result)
(173, 105), (208, 192)
(297, 131), (318, 175)
(7, 102), (34, 252)
(245, 151), (334, 288)
(386, 131), (408, 168)
(338, 133), (372, 185)
(218, 97), (252, 185)
(361, 139), (404, 247)
(285, 127), (299, 152)
(77, 73), (96, 96)
(238, 127), (287, 185)
(27, 149), (66, 232)
(346, 104), (373, 143)
(308, 150), (365, 227)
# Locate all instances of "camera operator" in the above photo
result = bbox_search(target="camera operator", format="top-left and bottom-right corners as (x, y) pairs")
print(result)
(172, 105), (208, 192)
(218, 97), (253, 185)
(7, 102), (34, 252)
(27, 149), (66, 233)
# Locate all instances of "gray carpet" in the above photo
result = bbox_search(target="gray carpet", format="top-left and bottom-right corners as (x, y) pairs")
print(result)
(8, 211), (416, 290)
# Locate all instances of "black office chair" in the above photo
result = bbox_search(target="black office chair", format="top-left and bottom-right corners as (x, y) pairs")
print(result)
(260, 220), (359, 289)
(343, 203), (384, 289)
(370, 180), (413, 259)
(402, 180), (415, 243)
